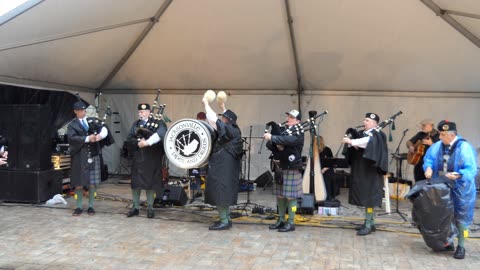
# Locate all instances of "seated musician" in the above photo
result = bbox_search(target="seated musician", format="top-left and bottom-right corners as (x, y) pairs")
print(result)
(318, 136), (336, 201)
(406, 119), (439, 181)
(0, 135), (7, 165)
(264, 110), (304, 233)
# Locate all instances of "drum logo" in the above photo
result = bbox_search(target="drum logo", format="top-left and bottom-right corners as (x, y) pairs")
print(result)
(164, 119), (212, 169)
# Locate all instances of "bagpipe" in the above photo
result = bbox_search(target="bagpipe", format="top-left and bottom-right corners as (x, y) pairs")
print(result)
(73, 92), (114, 164)
(84, 92), (112, 137)
(365, 110), (403, 137)
(343, 111), (403, 139)
(340, 111), (403, 157)
(258, 110), (328, 154)
(136, 89), (171, 140)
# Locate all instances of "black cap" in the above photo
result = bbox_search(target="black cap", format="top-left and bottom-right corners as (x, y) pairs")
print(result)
(218, 109), (237, 124)
(73, 101), (87, 110)
(437, 120), (456, 132)
(138, 103), (151, 110)
(365, 113), (380, 123)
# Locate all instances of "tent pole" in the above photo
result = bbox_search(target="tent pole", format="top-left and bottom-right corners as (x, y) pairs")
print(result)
(97, 0), (174, 91)
(284, 0), (304, 111)
(420, 0), (480, 48)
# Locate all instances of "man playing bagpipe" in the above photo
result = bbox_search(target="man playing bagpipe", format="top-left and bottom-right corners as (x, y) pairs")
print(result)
(264, 110), (305, 232)
(125, 103), (167, 219)
(67, 100), (112, 216)
(342, 113), (388, 236)
(423, 120), (477, 259)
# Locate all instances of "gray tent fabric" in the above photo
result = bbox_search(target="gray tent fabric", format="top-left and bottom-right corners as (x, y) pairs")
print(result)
(1, 0), (480, 179)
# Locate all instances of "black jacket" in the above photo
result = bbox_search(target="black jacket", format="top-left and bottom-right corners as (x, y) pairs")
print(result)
(267, 127), (304, 170)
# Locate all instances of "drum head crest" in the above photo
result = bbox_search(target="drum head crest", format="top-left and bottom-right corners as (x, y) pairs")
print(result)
(164, 119), (215, 169)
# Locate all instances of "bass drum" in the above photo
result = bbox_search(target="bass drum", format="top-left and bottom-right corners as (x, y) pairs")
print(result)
(164, 118), (217, 169)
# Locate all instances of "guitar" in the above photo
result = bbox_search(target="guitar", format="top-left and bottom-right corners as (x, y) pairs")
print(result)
(407, 130), (437, 165)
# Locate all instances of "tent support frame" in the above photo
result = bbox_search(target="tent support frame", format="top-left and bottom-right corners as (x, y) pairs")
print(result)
(284, 0), (304, 111)
(420, 0), (480, 48)
(97, 0), (174, 91)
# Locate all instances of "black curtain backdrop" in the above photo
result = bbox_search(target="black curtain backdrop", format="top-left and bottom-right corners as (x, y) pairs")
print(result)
(0, 84), (89, 131)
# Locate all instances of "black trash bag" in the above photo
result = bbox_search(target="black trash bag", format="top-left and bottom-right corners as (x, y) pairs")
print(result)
(405, 176), (458, 251)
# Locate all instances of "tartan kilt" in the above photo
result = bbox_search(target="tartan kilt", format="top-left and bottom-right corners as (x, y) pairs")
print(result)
(89, 155), (101, 186)
(275, 169), (303, 199)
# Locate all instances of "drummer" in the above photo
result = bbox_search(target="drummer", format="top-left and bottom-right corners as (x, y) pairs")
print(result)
(201, 97), (243, 230)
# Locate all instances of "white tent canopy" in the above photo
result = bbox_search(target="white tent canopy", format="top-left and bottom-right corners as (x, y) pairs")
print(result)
(1, 0), (479, 179)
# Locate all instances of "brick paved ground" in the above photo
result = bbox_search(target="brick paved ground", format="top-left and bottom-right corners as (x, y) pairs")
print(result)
(0, 179), (479, 270)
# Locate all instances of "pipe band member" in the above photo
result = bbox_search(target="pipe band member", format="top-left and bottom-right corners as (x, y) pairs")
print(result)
(342, 113), (388, 236)
(264, 109), (304, 233)
(423, 120), (477, 259)
(68, 100), (109, 216)
(125, 103), (167, 219)
(202, 97), (243, 230)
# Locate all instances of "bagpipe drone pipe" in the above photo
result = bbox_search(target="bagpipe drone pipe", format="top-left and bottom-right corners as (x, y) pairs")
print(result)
(135, 89), (171, 140)
(341, 111), (403, 160)
(82, 93), (115, 148)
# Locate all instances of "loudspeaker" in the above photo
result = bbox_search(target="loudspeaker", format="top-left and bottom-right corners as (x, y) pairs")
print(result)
(0, 105), (53, 171)
(155, 185), (188, 206)
(0, 169), (62, 203)
(254, 171), (273, 187)
(297, 193), (315, 215)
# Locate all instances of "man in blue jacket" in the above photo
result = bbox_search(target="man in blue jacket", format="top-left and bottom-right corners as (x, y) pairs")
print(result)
(424, 120), (477, 259)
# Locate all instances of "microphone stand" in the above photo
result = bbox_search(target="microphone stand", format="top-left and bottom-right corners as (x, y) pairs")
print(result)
(238, 125), (263, 216)
(380, 129), (408, 221)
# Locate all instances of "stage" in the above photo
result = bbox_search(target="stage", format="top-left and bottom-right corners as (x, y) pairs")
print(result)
(0, 176), (479, 270)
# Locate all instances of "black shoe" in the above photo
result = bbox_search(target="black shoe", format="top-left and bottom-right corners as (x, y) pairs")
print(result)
(269, 221), (285, 230)
(453, 246), (465, 259)
(278, 222), (295, 232)
(357, 226), (373, 236)
(87, 207), (95, 216)
(72, 208), (82, 216)
(147, 209), (155, 219)
(355, 224), (376, 232)
(209, 222), (231, 230)
(195, 192), (203, 198)
(126, 208), (139, 217)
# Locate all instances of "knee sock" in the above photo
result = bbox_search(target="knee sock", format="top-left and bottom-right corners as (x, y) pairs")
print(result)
(458, 224), (469, 247)
(146, 190), (155, 210)
(226, 206), (231, 222)
(365, 208), (374, 228)
(217, 205), (229, 224)
(277, 197), (287, 222)
(131, 188), (140, 209)
(75, 188), (83, 209)
(287, 199), (297, 224)
(88, 186), (96, 208)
